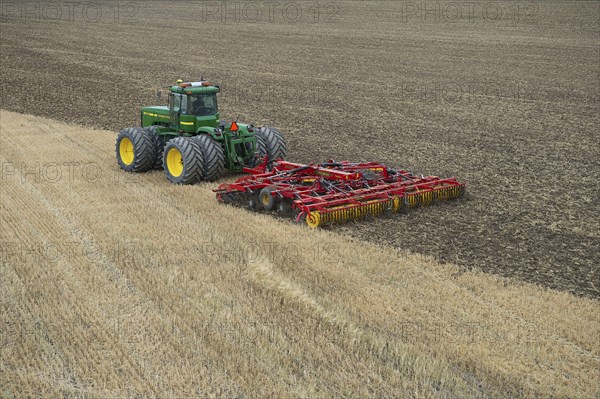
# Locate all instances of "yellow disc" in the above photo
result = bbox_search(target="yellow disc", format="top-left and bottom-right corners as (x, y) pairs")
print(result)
(166, 147), (184, 177)
(306, 211), (321, 228)
(119, 137), (134, 165)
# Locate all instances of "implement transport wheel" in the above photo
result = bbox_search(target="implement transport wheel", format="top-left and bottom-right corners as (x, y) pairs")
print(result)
(163, 137), (204, 184)
(255, 127), (287, 163)
(191, 134), (226, 181)
(143, 125), (165, 169)
(116, 127), (156, 172)
(259, 186), (276, 211)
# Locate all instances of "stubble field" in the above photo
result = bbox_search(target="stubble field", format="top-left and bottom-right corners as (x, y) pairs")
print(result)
(1, 1), (599, 397)
(1, 110), (599, 398)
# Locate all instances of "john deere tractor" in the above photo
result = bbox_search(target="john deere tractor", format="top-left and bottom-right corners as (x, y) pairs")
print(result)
(116, 80), (287, 183)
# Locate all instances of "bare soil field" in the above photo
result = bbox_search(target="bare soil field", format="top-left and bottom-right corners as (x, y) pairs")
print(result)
(1, 110), (599, 398)
(1, 1), (598, 298)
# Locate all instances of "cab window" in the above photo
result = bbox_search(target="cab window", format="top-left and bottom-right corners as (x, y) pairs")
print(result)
(188, 93), (218, 116)
(170, 93), (188, 114)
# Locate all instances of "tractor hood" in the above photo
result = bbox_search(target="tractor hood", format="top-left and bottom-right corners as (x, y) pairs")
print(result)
(142, 105), (169, 113)
(141, 106), (170, 124)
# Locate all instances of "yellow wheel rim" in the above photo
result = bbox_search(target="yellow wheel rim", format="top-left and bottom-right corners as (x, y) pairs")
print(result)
(306, 211), (321, 228)
(119, 137), (134, 165)
(166, 147), (184, 177)
(261, 193), (271, 206)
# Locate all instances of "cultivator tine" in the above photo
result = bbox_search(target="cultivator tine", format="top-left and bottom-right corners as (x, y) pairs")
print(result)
(422, 191), (434, 205)
(406, 193), (418, 208)
(406, 190), (432, 207)
(433, 185), (464, 202)
(214, 160), (465, 228)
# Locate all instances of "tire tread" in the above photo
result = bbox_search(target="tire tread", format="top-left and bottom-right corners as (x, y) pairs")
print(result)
(162, 137), (204, 184)
(116, 127), (155, 172)
(191, 134), (226, 181)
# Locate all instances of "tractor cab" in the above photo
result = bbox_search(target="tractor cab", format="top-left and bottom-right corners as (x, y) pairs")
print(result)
(168, 81), (220, 129)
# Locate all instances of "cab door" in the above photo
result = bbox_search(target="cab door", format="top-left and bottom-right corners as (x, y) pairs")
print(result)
(169, 93), (187, 130)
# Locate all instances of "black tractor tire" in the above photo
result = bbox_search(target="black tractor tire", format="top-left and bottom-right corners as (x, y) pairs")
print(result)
(143, 125), (164, 169)
(255, 127), (287, 162)
(191, 134), (226, 181)
(251, 133), (269, 167)
(116, 127), (156, 172)
(162, 137), (204, 185)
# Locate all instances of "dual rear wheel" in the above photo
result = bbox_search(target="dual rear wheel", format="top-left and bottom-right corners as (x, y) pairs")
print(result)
(163, 135), (226, 184)
(116, 127), (156, 172)
(116, 127), (226, 185)
(162, 137), (204, 184)
(116, 125), (286, 185)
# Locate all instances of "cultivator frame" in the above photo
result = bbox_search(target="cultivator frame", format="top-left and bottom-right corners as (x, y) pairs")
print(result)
(214, 159), (465, 228)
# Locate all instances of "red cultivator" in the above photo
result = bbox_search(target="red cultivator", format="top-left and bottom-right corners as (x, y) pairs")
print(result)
(214, 160), (465, 228)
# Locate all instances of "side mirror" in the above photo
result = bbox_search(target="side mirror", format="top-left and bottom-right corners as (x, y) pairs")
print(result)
(156, 89), (162, 101)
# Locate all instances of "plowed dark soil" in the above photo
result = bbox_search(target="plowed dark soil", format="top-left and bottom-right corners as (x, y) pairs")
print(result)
(1, 1), (598, 298)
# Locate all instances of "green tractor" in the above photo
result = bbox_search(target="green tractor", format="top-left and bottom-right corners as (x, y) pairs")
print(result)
(116, 80), (287, 183)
